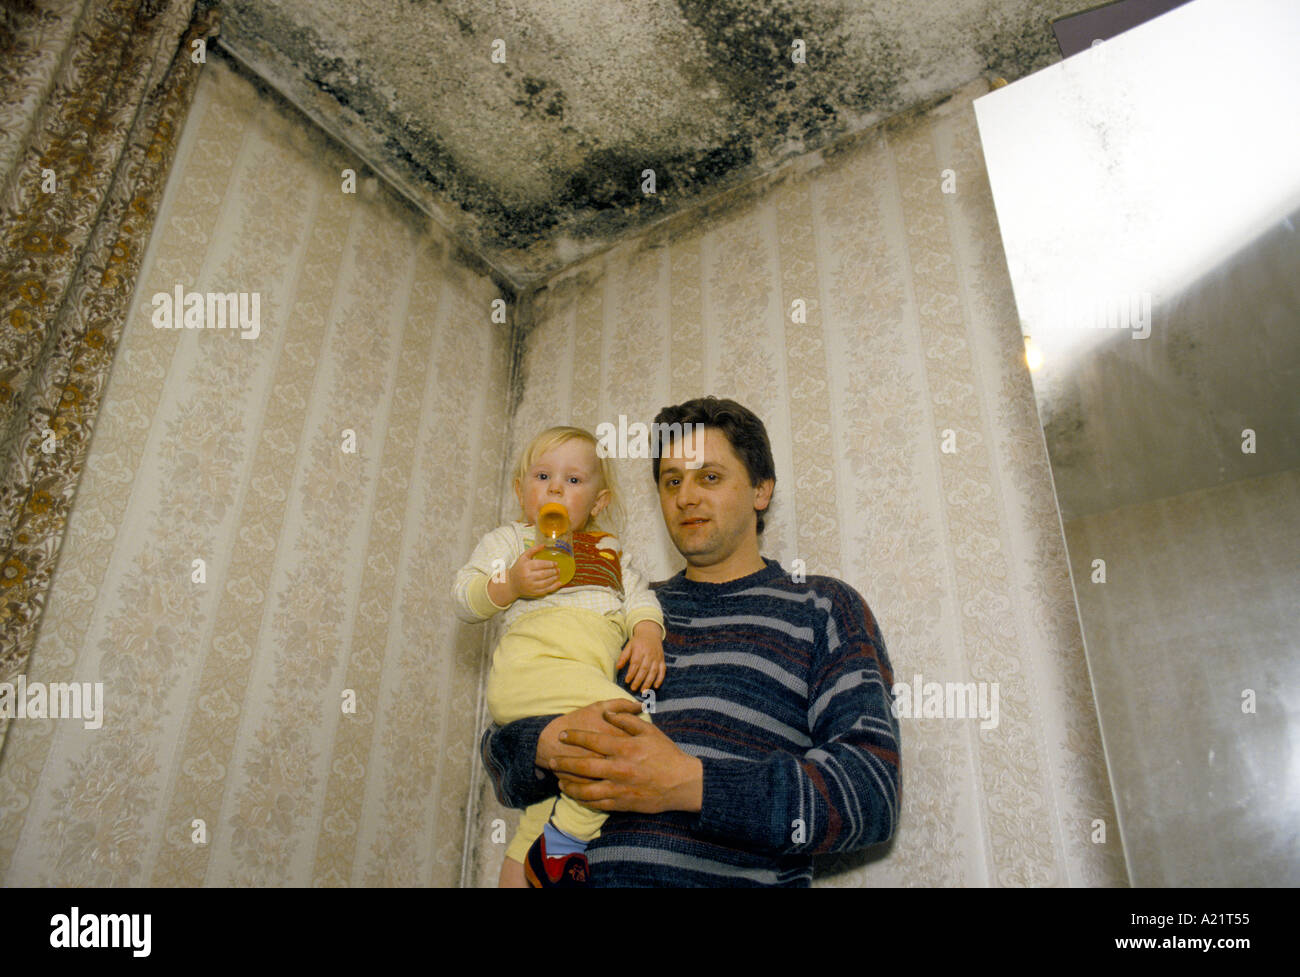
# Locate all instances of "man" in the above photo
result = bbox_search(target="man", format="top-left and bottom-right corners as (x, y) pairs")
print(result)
(481, 396), (900, 886)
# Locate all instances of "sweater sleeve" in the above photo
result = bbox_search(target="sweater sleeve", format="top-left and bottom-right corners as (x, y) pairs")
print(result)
(479, 716), (562, 809)
(451, 524), (522, 622)
(691, 580), (901, 855)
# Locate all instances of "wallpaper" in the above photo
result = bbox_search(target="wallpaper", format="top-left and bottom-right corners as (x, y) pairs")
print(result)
(0, 57), (510, 886)
(0, 59), (1128, 887)
(469, 78), (1129, 887)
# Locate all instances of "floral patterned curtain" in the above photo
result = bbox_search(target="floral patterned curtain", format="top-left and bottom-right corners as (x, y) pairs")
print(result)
(0, 0), (219, 751)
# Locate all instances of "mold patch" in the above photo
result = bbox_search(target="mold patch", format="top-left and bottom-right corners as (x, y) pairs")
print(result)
(221, 0), (1081, 284)
(974, 0), (1072, 81)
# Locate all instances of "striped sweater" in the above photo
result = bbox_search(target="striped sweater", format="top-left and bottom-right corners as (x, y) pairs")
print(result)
(479, 557), (901, 887)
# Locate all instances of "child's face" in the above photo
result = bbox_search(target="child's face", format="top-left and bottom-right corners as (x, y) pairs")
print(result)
(514, 439), (610, 531)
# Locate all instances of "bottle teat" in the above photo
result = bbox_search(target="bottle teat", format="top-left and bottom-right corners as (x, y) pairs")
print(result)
(537, 502), (570, 536)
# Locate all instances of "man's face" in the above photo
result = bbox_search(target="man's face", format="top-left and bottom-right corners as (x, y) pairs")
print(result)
(656, 427), (772, 569)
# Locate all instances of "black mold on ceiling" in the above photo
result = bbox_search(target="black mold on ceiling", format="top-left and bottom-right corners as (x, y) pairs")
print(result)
(219, 0), (1082, 287)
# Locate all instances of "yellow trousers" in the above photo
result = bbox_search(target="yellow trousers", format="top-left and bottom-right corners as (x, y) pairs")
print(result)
(487, 606), (650, 864)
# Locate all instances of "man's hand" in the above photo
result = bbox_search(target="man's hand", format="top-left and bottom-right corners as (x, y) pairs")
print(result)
(550, 706), (704, 815)
(616, 621), (666, 692)
(535, 699), (640, 777)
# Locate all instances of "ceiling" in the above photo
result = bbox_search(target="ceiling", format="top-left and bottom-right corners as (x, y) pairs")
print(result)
(218, 0), (1084, 289)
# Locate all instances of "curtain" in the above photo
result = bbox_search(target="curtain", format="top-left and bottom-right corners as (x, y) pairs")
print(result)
(0, 0), (219, 752)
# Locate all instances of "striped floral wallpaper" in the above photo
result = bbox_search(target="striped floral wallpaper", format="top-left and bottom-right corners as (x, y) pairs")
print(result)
(0, 57), (1127, 887)
(0, 58), (509, 886)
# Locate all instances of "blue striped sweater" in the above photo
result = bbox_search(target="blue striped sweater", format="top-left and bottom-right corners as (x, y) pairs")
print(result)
(480, 557), (901, 886)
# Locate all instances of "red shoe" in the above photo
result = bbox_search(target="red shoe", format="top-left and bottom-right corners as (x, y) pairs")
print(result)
(523, 832), (591, 888)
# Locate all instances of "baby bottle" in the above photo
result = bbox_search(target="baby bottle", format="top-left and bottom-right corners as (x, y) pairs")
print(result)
(536, 502), (576, 585)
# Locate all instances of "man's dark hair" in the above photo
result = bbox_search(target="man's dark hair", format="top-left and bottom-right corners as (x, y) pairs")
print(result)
(652, 396), (776, 534)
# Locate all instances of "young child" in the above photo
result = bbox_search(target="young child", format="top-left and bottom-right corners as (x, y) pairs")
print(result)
(452, 425), (665, 887)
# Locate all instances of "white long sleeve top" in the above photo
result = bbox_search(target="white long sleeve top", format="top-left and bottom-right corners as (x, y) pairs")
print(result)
(451, 521), (665, 640)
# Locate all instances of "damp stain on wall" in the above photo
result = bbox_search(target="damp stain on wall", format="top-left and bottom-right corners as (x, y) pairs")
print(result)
(219, 0), (1083, 285)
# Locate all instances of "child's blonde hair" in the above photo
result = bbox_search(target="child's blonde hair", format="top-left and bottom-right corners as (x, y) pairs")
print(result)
(513, 426), (623, 534)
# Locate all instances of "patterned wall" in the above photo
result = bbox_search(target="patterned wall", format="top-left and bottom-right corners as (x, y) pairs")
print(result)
(0, 58), (510, 886)
(0, 58), (1129, 887)
(469, 79), (1129, 887)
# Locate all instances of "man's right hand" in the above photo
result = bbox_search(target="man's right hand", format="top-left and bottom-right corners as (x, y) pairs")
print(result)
(536, 699), (643, 777)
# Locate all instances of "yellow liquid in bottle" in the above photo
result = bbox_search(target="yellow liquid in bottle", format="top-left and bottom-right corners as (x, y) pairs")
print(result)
(535, 502), (575, 585)
(537, 545), (575, 585)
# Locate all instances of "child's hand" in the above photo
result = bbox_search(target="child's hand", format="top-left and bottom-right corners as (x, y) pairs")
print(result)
(507, 543), (566, 599)
(617, 622), (666, 693)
